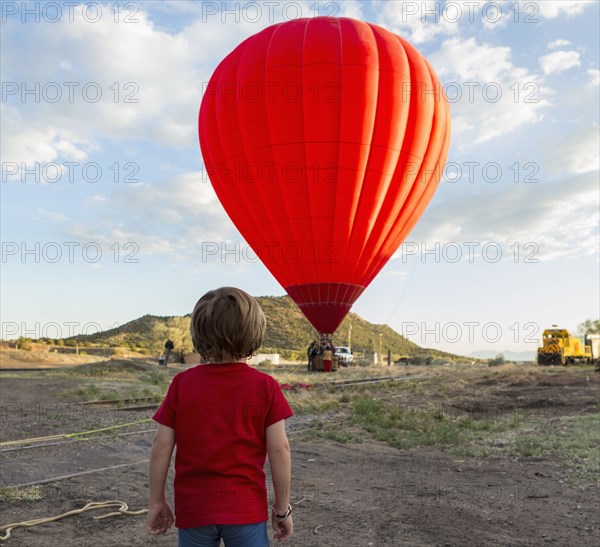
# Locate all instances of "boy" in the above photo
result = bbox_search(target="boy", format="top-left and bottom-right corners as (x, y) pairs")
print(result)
(147, 287), (294, 546)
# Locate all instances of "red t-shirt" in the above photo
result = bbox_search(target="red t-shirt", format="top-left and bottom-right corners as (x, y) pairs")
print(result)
(152, 363), (293, 528)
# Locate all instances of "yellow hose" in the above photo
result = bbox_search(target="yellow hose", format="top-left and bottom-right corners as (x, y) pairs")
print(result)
(0, 500), (148, 542)
(0, 419), (153, 447)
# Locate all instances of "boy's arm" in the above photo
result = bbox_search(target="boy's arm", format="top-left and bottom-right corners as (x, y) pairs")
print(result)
(149, 424), (176, 503)
(147, 424), (176, 535)
(267, 419), (291, 510)
(267, 419), (293, 542)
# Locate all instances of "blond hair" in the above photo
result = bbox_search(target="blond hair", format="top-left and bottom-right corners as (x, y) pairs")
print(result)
(191, 287), (266, 363)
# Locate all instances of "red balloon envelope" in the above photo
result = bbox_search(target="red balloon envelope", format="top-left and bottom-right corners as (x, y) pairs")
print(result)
(199, 17), (451, 334)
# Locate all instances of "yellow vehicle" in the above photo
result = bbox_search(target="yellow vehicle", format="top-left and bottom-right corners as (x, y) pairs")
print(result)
(537, 328), (594, 366)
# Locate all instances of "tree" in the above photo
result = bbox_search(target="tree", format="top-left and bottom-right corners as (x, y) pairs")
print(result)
(488, 354), (506, 366)
(16, 337), (33, 351)
(577, 319), (600, 336)
(148, 317), (194, 363)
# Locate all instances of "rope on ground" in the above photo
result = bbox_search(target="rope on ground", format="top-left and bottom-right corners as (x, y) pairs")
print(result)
(0, 428), (157, 454)
(8, 459), (150, 489)
(0, 500), (148, 542)
(0, 419), (153, 448)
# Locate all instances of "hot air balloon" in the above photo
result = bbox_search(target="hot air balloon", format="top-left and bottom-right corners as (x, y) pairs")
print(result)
(199, 17), (450, 336)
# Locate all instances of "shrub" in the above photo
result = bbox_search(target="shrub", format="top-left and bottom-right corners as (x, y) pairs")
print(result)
(16, 337), (33, 351)
(409, 354), (433, 366)
(488, 354), (506, 366)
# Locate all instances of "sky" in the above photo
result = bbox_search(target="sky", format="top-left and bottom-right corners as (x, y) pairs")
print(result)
(1, 0), (599, 357)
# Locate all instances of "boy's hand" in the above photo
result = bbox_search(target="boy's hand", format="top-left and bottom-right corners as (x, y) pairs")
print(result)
(271, 514), (293, 542)
(146, 501), (174, 535)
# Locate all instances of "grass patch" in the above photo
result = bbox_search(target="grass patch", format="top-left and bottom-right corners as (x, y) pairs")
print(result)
(286, 391), (342, 418)
(141, 367), (171, 390)
(73, 384), (101, 401)
(298, 389), (599, 482)
(283, 379), (416, 418)
(67, 384), (119, 401)
(0, 486), (43, 502)
(505, 414), (600, 481)
(124, 386), (163, 403)
(98, 389), (121, 401)
(348, 395), (526, 451)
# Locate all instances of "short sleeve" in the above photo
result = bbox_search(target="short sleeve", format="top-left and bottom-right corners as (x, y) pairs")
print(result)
(265, 378), (293, 427)
(152, 373), (180, 429)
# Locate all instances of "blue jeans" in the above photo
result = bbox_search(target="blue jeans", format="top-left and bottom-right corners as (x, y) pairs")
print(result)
(178, 522), (269, 547)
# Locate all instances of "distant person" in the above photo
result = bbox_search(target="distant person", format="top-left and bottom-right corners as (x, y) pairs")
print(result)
(323, 345), (333, 372)
(158, 354), (165, 366)
(164, 339), (174, 365)
(307, 341), (318, 371)
(147, 287), (294, 545)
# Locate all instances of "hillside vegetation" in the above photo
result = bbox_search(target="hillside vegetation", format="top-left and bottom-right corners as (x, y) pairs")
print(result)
(29, 295), (458, 361)
(258, 296), (428, 356)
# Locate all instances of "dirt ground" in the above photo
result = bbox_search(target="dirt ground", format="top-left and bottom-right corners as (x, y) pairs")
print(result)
(0, 350), (101, 369)
(0, 362), (599, 546)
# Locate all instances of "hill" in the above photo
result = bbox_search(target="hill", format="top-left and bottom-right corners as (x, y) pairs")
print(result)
(53, 295), (459, 361)
(256, 296), (453, 359)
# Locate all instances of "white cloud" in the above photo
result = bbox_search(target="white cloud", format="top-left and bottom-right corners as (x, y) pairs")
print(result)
(429, 37), (549, 144)
(544, 124), (600, 175)
(2, 3), (385, 169)
(62, 170), (237, 263)
(35, 208), (68, 223)
(144, 0), (206, 16)
(0, 6), (264, 167)
(482, 1), (511, 30)
(411, 171), (599, 262)
(588, 69), (600, 86)
(54, 139), (88, 162)
(337, 0), (363, 19)
(0, 105), (90, 168)
(375, 0), (459, 44)
(537, 1), (591, 19)
(539, 50), (581, 75)
(548, 39), (572, 49)
(432, 37), (514, 81)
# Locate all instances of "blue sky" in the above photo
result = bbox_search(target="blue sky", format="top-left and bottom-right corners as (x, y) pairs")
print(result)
(1, 1), (598, 356)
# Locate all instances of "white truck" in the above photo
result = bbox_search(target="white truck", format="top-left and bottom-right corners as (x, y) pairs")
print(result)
(587, 334), (600, 371)
(335, 346), (354, 366)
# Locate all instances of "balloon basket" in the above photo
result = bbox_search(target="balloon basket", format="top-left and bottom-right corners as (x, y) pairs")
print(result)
(311, 356), (338, 372)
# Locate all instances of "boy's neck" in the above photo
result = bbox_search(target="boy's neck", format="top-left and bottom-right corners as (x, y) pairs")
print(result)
(203, 359), (248, 365)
